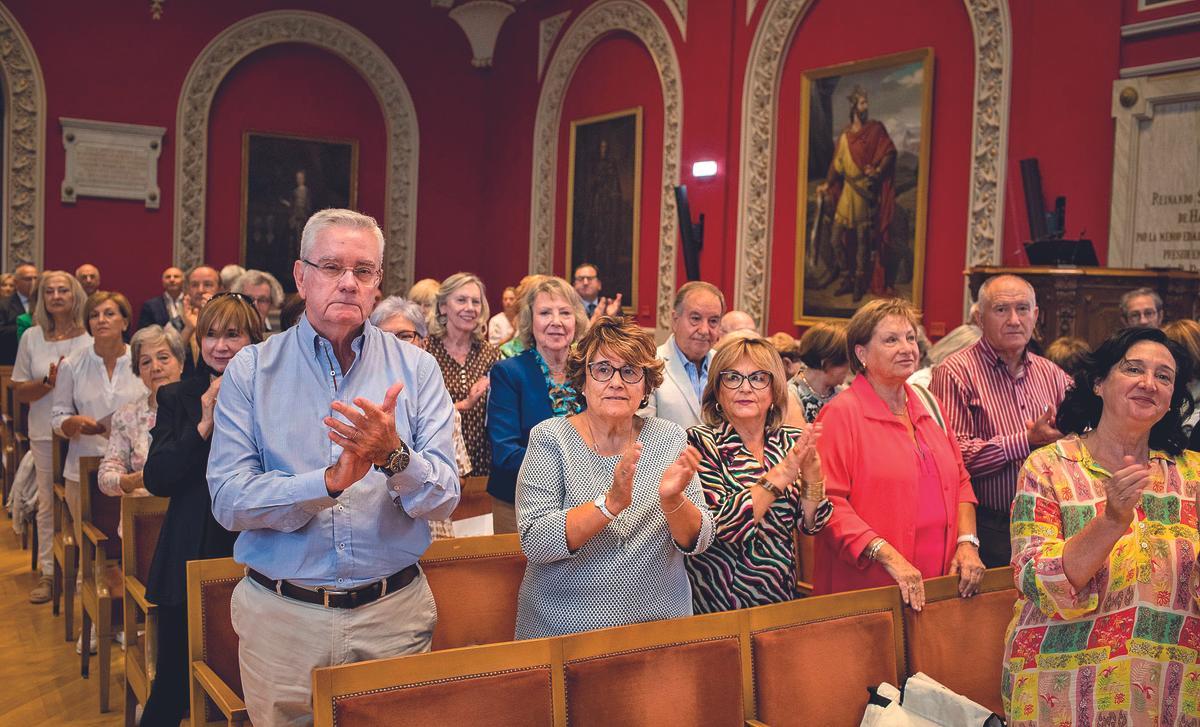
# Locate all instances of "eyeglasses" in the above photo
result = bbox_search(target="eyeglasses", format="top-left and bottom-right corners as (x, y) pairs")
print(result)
(718, 370), (773, 390)
(393, 330), (423, 343)
(301, 258), (382, 285)
(587, 361), (645, 384)
(574, 275), (597, 283)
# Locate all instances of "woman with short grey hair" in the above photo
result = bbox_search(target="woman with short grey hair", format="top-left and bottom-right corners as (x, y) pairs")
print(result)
(370, 296), (468, 538)
(233, 270), (285, 334)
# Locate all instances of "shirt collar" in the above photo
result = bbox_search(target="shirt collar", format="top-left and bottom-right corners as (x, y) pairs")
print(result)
(671, 335), (709, 375)
(299, 313), (366, 358)
(1053, 434), (1171, 476)
(974, 336), (1029, 372)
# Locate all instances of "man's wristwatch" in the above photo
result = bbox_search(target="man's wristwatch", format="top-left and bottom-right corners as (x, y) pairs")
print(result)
(956, 533), (981, 548)
(594, 494), (617, 521)
(375, 441), (411, 477)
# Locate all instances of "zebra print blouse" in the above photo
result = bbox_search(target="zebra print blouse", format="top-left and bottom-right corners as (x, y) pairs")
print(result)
(684, 421), (833, 614)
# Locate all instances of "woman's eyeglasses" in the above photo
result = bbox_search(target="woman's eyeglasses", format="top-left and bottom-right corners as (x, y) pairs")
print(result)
(718, 370), (773, 390)
(393, 330), (423, 343)
(587, 361), (645, 384)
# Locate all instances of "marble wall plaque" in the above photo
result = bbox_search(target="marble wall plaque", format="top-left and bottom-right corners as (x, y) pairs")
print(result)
(1109, 71), (1200, 268)
(61, 117), (165, 209)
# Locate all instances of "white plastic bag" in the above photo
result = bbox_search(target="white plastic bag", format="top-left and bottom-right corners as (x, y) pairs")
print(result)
(860, 673), (1001, 727)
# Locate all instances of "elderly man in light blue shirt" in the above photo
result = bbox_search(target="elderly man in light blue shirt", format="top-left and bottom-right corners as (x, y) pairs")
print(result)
(208, 208), (460, 726)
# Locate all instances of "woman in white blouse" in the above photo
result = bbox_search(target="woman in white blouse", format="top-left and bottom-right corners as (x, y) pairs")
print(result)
(98, 325), (185, 500)
(51, 291), (146, 526)
(14, 271), (93, 604)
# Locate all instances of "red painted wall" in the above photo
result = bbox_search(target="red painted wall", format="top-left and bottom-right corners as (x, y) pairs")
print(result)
(4, 0), (486, 314)
(7, 0), (1200, 329)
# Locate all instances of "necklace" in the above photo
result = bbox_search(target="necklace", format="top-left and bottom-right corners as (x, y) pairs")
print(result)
(582, 411), (635, 457)
(580, 412), (637, 546)
(799, 370), (833, 399)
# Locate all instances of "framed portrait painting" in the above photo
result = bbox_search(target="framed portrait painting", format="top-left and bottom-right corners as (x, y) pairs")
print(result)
(794, 48), (934, 324)
(241, 132), (358, 293)
(565, 107), (642, 313)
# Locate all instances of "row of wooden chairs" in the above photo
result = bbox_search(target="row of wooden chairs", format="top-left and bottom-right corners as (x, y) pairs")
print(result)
(183, 530), (1015, 727)
(310, 569), (1016, 727)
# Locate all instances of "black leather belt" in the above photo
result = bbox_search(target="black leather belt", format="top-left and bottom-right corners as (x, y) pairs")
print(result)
(247, 564), (419, 609)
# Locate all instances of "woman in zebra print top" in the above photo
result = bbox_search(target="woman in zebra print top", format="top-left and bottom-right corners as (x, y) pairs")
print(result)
(684, 336), (833, 613)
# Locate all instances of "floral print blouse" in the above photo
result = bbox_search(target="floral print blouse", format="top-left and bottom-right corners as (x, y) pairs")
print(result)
(98, 397), (153, 498)
(1002, 436), (1200, 726)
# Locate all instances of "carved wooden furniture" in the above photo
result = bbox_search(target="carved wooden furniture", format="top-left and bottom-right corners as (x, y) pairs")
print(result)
(78, 455), (123, 712)
(966, 265), (1200, 348)
(122, 495), (169, 727)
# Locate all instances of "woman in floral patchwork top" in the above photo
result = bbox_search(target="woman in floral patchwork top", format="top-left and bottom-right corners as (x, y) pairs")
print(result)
(1003, 327), (1200, 726)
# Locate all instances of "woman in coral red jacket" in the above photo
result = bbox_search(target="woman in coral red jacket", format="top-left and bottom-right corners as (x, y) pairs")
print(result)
(813, 299), (984, 610)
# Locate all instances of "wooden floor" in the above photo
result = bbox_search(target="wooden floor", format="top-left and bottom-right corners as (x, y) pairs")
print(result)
(0, 512), (124, 726)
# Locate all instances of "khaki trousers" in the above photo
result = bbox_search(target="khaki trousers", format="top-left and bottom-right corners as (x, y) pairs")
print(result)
(231, 569), (437, 726)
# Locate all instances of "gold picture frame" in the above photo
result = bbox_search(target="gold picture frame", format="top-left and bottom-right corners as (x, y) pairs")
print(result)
(794, 48), (934, 325)
(565, 107), (643, 314)
(241, 131), (359, 293)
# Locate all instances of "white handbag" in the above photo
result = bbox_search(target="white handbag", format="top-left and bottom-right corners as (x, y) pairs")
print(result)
(859, 673), (1002, 727)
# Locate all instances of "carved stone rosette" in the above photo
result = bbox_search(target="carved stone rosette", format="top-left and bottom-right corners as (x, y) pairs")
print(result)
(530, 0), (683, 336)
(174, 10), (419, 292)
(735, 0), (1011, 326)
(0, 3), (46, 269)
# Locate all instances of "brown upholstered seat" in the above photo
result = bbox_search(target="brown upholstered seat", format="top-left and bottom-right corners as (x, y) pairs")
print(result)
(749, 585), (906, 727)
(450, 474), (492, 521)
(421, 533), (525, 650)
(562, 613), (748, 727)
(317, 639), (559, 727)
(903, 567), (1016, 715)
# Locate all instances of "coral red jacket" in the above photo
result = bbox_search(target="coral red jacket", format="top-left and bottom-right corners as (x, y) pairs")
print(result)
(812, 375), (976, 595)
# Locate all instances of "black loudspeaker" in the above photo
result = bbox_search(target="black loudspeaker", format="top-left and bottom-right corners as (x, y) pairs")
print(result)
(675, 185), (704, 281)
(1019, 158), (1048, 242)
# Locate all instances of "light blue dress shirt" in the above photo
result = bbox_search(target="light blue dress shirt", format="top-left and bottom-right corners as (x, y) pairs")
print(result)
(208, 314), (461, 588)
(671, 336), (709, 403)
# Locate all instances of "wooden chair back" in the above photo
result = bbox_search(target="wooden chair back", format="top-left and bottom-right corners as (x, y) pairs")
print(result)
(52, 432), (67, 485)
(79, 455), (122, 560)
(121, 495), (169, 718)
(902, 567), (1016, 715)
(421, 533), (525, 650)
(314, 639), (561, 727)
(451, 474), (492, 521)
(0, 364), (12, 418)
(187, 557), (248, 726)
(747, 585), (907, 727)
(562, 611), (750, 727)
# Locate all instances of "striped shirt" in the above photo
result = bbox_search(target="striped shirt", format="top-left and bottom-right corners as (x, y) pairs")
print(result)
(929, 338), (1071, 511)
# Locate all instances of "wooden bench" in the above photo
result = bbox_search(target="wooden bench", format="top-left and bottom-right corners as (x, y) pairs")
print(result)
(78, 455), (123, 712)
(450, 474), (491, 522)
(122, 495), (169, 727)
(187, 533), (526, 726)
(312, 567), (1017, 727)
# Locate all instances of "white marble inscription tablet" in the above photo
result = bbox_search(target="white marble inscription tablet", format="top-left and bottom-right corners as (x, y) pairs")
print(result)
(61, 118), (165, 209)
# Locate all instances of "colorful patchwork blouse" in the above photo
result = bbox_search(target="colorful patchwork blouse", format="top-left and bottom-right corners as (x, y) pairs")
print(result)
(1002, 436), (1200, 727)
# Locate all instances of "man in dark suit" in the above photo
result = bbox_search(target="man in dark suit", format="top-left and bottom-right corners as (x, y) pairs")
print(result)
(0, 262), (38, 364)
(137, 266), (186, 331)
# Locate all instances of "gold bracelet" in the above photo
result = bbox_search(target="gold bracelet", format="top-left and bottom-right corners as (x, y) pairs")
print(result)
(865, 538), (886, 561)
(662, 498), (689, 516)
(800, 483), (825, 501)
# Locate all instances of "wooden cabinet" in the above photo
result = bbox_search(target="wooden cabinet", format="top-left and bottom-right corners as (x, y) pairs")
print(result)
(966, 266), (1199, 348)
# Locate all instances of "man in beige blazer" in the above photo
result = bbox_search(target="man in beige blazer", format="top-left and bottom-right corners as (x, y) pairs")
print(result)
(641, 281), (725, 429)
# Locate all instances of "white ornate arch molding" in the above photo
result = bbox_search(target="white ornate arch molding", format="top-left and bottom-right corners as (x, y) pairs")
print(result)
(734, 0), (1012, 325)
(530, 0), (683, 335)
(0, 3), (46, 269)
(174, 10), (419, 290)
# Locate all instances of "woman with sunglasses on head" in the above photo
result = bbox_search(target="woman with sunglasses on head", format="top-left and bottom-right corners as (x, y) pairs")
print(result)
(137, 293), (262, 727)
(514, 317), (714, 639)
(813, 299), (984, 611)
(683, 336), (833, 613)
(487, 276), (589, 533)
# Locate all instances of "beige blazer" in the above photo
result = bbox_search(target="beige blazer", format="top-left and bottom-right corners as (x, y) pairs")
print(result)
(640, 335), (712, 430)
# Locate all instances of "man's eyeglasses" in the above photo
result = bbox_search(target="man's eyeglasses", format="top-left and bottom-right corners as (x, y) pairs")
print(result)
(718, 370), (773, 390)
(301, 259), (382, 285)
(587, 361), (645, 384)
(574, 275), (598, 283)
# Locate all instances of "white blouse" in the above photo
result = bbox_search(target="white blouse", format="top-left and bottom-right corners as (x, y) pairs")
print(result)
(11, 327), (93, 441)
(50, 344), (146, 482)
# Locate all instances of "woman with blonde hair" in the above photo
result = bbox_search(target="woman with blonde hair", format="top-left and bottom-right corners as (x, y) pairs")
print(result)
(487, 276), (589, 532)
(427, 272), (499, 476)
(14, 271), (92, 604)
(407, 278), (440, 322)
(685, 336), (832, 613)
